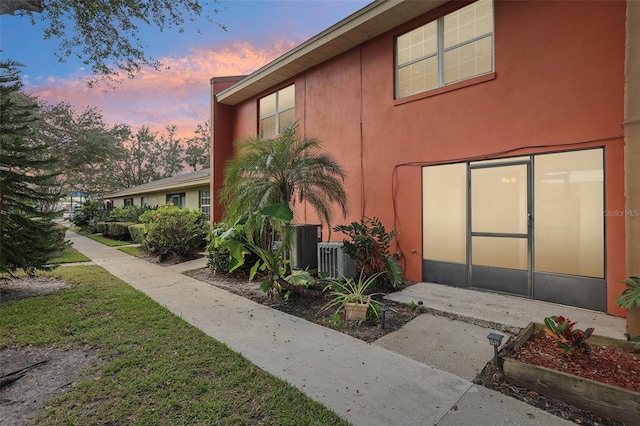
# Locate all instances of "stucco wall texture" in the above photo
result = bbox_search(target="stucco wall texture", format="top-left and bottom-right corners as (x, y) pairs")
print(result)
(212, 1), (628, 314)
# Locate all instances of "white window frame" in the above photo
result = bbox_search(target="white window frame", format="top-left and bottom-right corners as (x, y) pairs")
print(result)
(200, 190), (211, 221)
(395, 0), (494, 99)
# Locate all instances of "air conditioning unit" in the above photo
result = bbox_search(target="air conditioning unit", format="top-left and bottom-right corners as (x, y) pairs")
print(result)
(317, 242), (356, 280)
(290, 224), (322, 270)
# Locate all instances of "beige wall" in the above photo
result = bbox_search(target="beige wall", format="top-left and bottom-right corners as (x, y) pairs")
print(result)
(626, 0), (640, 279)
(109, 186), (209, 211)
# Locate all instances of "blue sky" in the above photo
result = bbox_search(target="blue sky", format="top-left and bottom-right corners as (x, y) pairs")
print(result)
(0, 0), (370, 137)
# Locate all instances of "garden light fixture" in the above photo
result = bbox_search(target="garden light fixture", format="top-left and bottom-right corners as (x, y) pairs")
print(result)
(380, 302), (388, 329)
(487, 332), (504, 365)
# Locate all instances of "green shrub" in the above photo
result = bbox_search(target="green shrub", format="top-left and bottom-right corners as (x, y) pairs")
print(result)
(141, 205), (208, 260)
(95, 221), (108, 235)
(206, 222), (230, 273)
(128, 224), (145, 244)
(206, 222), (260, 275)
(106, 222), (135, 240)
(108, 205), (157, 223)
(333, 217), (403, 289)
(72, 200), (108, 230)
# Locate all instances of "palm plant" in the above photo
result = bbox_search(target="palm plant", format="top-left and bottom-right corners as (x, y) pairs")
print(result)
(220, 122), (348, 236)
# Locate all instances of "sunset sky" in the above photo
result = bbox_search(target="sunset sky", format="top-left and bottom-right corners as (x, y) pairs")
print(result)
(1, 0), (370, 138)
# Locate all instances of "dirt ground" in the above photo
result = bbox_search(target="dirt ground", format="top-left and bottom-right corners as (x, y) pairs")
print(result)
(0, 276), (72, 305)
(1, 276), (101, 426)
(0, 346), (99, 426)
(0, 265), (623, 426)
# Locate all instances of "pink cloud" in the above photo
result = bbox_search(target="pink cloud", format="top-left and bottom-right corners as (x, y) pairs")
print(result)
(25, 39), (297, 139)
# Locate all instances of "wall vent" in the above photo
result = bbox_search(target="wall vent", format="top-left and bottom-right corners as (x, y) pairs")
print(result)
(317, 242), (356, 280)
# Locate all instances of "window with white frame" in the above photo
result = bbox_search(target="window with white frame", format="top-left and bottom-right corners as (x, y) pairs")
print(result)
(259, 85), (295, 138)
(396, 0), (493, 98)
(124, 198), (134, 207)
(141, 196), (148, 207)
(200, 190), (211, 221)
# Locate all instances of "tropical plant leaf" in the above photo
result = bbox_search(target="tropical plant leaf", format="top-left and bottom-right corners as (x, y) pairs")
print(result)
(257, 203), (293, 222)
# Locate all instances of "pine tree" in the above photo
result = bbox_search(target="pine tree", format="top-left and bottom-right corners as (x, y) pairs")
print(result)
(0, 60), (64, 275)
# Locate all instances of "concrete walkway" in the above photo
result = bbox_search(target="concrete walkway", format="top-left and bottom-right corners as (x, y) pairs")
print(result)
(67, 231), (625, 425)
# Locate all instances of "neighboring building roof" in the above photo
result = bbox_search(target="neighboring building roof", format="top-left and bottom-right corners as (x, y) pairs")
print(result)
(215, 0), (447, 106)
(103, 168), (211, 199)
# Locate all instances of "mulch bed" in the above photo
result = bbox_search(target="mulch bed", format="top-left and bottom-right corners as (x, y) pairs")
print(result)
(184, 267), (421, 343)
(512, 330), (639, 393)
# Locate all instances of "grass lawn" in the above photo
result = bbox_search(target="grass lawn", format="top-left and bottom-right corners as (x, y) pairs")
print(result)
(117, 245), (144, 258)
(85, 234), (132, 247)
(47, 246), (91, 264)
(0, 266), (348, 425)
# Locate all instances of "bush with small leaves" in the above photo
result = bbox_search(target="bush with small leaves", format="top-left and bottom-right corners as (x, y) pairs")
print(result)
(108, 205), (157, 223)
(206, 222), (231, 273)
(95, 222), (108, 235)
(333, 217), (403, 289)
(128, 224), (145, 244)
(140, 205), (208, 260)
(72, 200), (108, 231)
(106, 222), (135, 240)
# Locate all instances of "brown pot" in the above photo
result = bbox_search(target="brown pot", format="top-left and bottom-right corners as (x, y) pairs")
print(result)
(344, 302), (368, 321)
(626, 304), (640, 339)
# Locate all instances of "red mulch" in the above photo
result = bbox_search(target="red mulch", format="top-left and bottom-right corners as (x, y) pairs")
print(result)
(511, 330), (640, 393)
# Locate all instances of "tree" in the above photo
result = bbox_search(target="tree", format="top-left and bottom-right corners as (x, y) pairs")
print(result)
(0, 60), (65, 275)
(113, 125), (158, 188)
(185, 121), (211, 171)
(220, 122), (348, 247)
(155, 124), (185, 177)
(112, 124), (186, 189)
(33, 101), (120, 196)
(1, 0), (225, 83)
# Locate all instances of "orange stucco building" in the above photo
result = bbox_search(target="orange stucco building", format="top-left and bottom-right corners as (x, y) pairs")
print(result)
(211, 0), (639, 316)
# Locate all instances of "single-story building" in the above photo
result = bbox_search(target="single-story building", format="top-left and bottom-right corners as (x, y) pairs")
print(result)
(209, 0), (639, 316)
(103, 168), (212, 220)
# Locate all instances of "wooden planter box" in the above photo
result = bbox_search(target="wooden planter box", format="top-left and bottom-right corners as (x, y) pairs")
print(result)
(500, 323), (640, 425)
(344, 302), (368, 321)
(626, 305), (640, 340)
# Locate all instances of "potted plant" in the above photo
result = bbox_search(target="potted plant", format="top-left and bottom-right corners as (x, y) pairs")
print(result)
(615, 276), (640, 340)
(322, 271), (384, 321)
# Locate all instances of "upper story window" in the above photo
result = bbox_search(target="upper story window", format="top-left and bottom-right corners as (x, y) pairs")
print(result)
(396, 0), (493, 99)
(259, 84), (295, 138)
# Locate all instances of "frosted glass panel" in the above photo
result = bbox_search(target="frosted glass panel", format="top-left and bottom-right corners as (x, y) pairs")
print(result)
(472, 237), (527, 270)
(444, 0), (493, 48)
(397, 21), (437, 66)
(259, 93), (276, 118)
(398, 56), (438, 98)
(534, 149), (604, 278)
(423, 164), (467, 263)
(472, 165), (528, 234)
(278, 109), (296, 130)
(279, 85), (295, 110)
(260, 116), (276, 138)
(444, 36), (493, 84)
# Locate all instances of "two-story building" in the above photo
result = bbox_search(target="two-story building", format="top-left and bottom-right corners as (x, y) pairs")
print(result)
(210, 0), (639, 316)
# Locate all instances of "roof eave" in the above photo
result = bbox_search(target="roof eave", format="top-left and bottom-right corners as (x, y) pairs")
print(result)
(215, 0), (447, 106)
